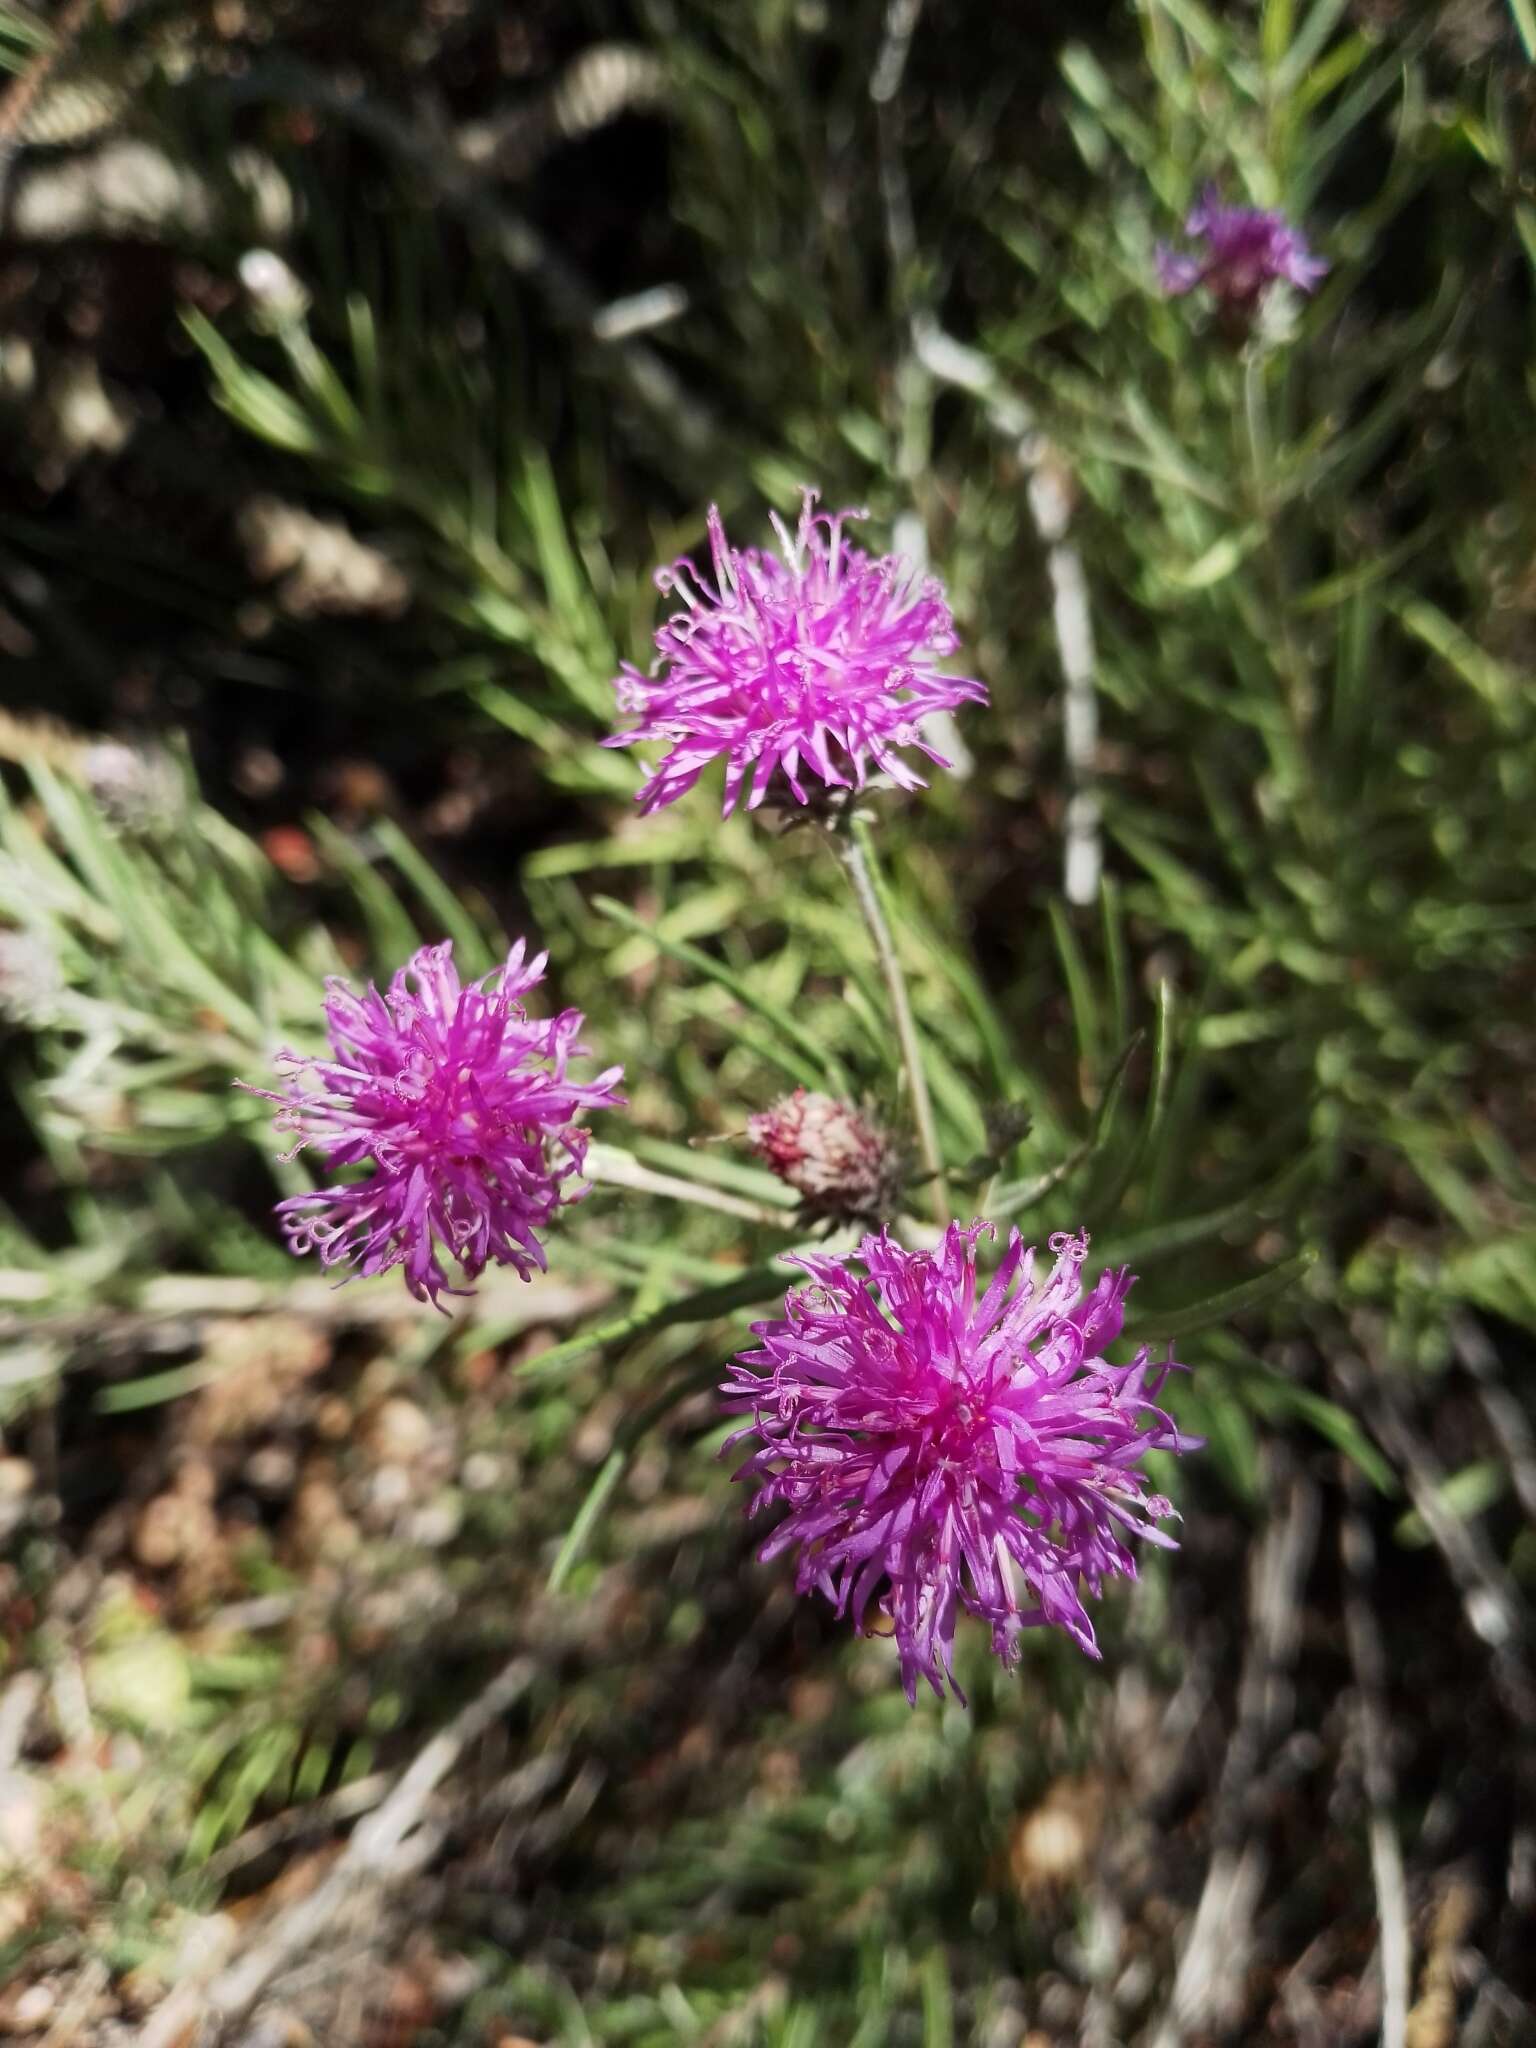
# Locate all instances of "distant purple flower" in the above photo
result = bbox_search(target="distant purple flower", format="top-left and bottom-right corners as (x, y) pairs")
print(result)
(1157, 186), (1327, 310)
(723, 1223), (1193, 1703)
(251, 941), (624, 1307)
(605, 490), (986, 816)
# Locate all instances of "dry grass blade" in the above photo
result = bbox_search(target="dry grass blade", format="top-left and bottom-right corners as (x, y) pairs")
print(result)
(137, 1655), (537, 2042)
(1341, 1485), (1411, 2048)
(1338, 1318), (1535, 1728)
(1151, 1466), (1321, 2046)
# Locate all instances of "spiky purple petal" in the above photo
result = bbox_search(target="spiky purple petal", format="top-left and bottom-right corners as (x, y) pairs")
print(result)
(249, 940), (624, 1307)
(606, 491), (987, 816)
(723, 1223), (1196, 1703)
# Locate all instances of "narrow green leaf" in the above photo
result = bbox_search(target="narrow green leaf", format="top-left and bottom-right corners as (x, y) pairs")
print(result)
(593, 895), (851, 1093)
(1159, 524), (1266, 593)
(520, 1261), (790, 1380)
(308, 816), (421, 967)
(369, 817), (499, 976)
(1227, 1358), (1396, 1492)
(548, 1449), (628, 1592)
(1048, 900), (1103, 1083)
(919, 1951), (955, 2048)
(1261, 0), (1294, 70)
(1100, 1154), (1313, 1265)
(1394, 597), (1520, 723)
(183, 310), (326, 458)
(1394, 1460), (1506, 1546)
(628, 1137), (799, 1208)
(1134, 1248), (1317, 1343)
(96, 1360), (230, 1415)
(990, 1137), (1094, 1221)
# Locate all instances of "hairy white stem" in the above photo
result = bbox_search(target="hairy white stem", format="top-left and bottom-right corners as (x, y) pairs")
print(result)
(830, 817), (951, 1227)
(586, 1142), (794, 1227)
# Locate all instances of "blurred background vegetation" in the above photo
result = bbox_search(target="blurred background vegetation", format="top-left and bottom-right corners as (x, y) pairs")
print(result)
(0, 0), (1534, 2042)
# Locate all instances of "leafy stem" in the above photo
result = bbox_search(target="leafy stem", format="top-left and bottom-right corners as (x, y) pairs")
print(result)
(826, 810), (951, 1228)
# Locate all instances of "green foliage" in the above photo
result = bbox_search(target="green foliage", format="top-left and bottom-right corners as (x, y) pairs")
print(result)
(1, 0), (1533, 2034)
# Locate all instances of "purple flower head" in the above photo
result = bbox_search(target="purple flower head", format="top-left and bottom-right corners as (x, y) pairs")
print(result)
(605, 490), (987, 816)
(1156, 186), (1327, 310)
(251, 940), (624, 1307)
(722, 1222), (1194, 1704)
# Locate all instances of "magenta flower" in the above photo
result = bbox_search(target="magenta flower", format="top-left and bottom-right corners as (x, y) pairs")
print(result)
(722, 1223), (1193, 1703)
(605, 490), (986, 816)
(1156, 186), (1327, 309)
(252, 941), (624, 1307)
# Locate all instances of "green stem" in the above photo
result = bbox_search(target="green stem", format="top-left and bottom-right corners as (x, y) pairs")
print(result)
(829, 813), (951, 1227)
(1242, 348), (1326, 851)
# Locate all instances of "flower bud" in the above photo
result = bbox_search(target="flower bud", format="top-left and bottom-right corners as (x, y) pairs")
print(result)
(747, 1090), (900, 1218)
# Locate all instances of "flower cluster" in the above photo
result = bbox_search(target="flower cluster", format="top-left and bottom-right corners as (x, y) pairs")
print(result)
(1157, 187), (1326, 313)
(748, 1090), (901, 1219)
(254, 940), (623, 1307)
(723, 1223), (1191, 1702)
(605, 490), (986, 816)
(255, 452), (1222, 1689)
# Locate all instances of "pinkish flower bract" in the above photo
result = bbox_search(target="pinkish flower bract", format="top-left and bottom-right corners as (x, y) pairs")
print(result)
(723, 1223), (1193, 1703)
(253, 940), (624, 1307)
(748, 1089), (901, 1219)
(1156, 186), (1327, 309)
(605, 490), (987, 816)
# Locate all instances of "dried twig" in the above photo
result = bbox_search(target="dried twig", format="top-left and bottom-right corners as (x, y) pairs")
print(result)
(200, 1769), (393, 1887)
(1336, 1319), (1534, 1727)
(909, 321), (1104, 905)
(1451, 1313), (1536, 1526)
(1150, 1468), (1320, 2046)
(870, 0), (1103, 906)
(1341, 1485), (1410, 2048)
(456, 43), (668, 180)
(144, 1653), (539, 2039)
(37, 1958), (108, 2048)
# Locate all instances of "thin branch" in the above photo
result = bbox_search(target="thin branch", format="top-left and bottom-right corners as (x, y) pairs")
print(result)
(0, 1670), (41, 1767)
(869, 0), (975, 783)
(1028, 460), (1103, 908)
(869, 0), (926, 111)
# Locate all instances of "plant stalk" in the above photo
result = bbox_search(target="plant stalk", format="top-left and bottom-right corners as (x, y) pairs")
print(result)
(829, 813), (951, 1227)
(585, 1143), (792, 1227)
